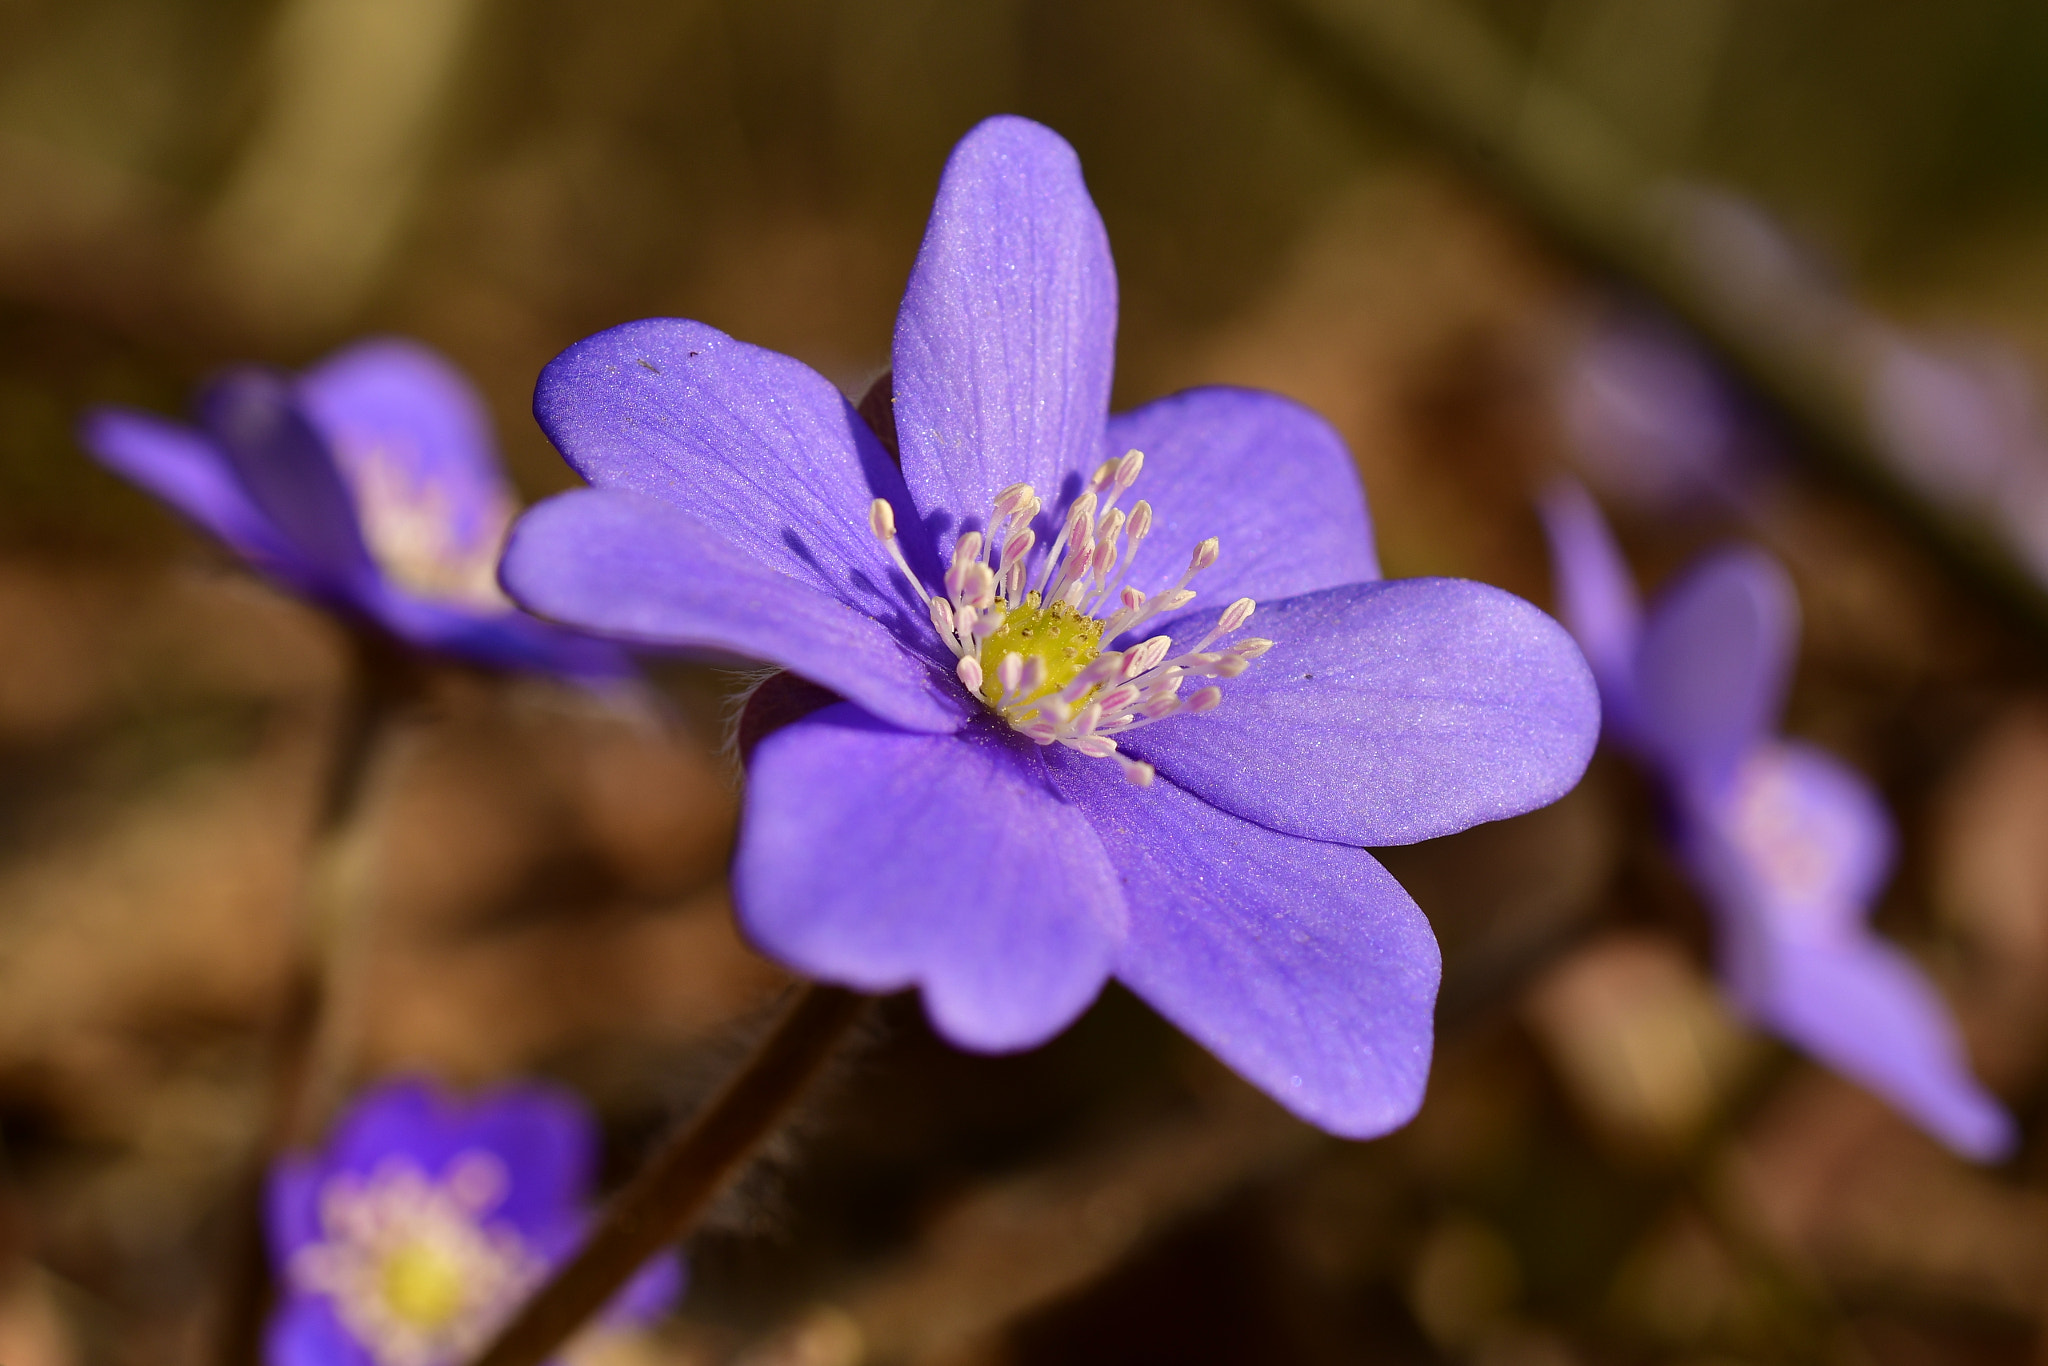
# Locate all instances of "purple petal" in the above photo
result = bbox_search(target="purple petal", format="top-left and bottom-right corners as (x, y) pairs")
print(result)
(77, 407), (310, 582)
(299, 337), (518, 555)
(327, 1076), (442, 1174)
(534, 317), (932, 616)
(266, 1296), (374, 1366)
(451, 1082), (595, 1237)
(1123, 579), (1599, 846)
(367, 587), (634, 681)
(736, 705), (1124, 1051)
(196, 368), (375, 585)
(1679, 741), (1895, 941)
(265, 1156), (325, 1262)
(607, 1248), (686, 1324)
(1536, 480), (1643, 741)
(1101, 386), (1379, 614)
(1633, 546), (1795, 780)
(503, 489), (967, 733)
(1741, 933), (2015, 1161)
(893, 116), (1116, 545)
(1049, 755), (1440, 1139)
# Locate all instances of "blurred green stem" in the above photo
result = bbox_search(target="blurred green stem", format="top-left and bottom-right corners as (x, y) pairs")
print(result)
(466, 982), (872, 1366)
(1240, 0), (2048, 652)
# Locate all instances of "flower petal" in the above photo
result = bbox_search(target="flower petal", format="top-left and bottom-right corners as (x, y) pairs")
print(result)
(893, 116), (1116, 543)
(1681, 741), (1894, 942)
(1049, 755), (1440, 1139)
(1537, 479), (1643, 739)
(77, 407), (307, 578)
(1742, 933), (2015, 1161)
(264, 1155), (324, 1260)
(299, 337), (517, 544)
(503, 489), (967, 733)
(265, 1297), (373, 1366)
(534, 317), (932, 615)
(737, 705), (1124, 1052)
(452, 1082), (595, 1238)
(1102, 386), (1379, 613)
(1124, 579), (1599, 846)
(1633, 546), (1795, 780)
(368, 588), (634, 681)
(196, 368), (376, 585)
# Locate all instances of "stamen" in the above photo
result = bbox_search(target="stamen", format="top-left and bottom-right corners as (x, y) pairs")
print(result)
(861, 455), (1267, 771)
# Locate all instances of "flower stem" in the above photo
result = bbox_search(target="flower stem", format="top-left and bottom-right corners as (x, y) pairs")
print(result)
(212, 630), (423, 1366)
(465, 982), (872, 1366)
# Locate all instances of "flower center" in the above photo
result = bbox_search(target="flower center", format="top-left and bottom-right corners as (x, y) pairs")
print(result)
(1726, 749), (1836, 910)
(869, 449), (1270, 785)
(342, 443), (517, 611)
(291, 1151), (543, 1366)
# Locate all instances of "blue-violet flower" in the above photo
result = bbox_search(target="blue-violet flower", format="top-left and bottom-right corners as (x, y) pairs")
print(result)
(499, 116), (1601, 1138)
(266, 1077), (680, 1366)
(1541, 481), (2015, 1159)
(80, 338), (629, 680)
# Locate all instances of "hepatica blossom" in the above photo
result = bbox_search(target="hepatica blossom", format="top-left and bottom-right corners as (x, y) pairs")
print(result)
(500, 116), (1599, 1137)
(78, 339), (629, 680)
(267, 1078), (680, 1366)
(1541, 483), (2014, 1159)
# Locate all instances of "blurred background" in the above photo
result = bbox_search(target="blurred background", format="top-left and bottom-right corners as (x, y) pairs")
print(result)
(6, 0), (2048, 1363)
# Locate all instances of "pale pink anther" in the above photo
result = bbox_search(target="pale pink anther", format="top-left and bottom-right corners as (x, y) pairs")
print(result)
(871, 445), (1264, 774)
(997, 651), (1025, 700)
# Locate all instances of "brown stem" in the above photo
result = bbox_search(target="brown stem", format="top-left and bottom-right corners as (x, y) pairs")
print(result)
(211, 630), (424, 1366)
(466, 983), (872, 1366)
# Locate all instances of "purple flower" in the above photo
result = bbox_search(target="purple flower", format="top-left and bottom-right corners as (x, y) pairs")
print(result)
(266, 1077), (681, 1366)
(78, 339), (630, 680)
(498, 116), (1600, 1138)
(1541, 482), (2015, 1160)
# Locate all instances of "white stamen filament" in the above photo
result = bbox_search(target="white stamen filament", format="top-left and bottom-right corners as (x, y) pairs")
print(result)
(865, 452), (1268, 783)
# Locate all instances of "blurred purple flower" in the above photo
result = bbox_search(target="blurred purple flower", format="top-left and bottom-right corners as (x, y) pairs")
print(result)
(78, 339), (630, 680)
(1557, 308), (1758, 514)
(266, 1077), (680, 1366)
(1541, 482), (2015, 1160)
(496, 115), (1600, 1138)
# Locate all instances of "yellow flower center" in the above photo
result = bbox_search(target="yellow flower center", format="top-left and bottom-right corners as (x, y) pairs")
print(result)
(379, 1241), (471, 1329)
(973, 592), (1105, 707)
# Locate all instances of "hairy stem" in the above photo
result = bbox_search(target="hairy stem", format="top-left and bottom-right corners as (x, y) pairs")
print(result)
(466, 982), (872, 1366)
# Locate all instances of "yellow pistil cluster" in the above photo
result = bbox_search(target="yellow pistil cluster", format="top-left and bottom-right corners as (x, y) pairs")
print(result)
(868, 448), (1272, 786)
(973, 591), (1105, 707)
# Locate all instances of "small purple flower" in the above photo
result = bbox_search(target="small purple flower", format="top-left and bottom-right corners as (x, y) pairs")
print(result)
(498, 116), (1600, 1138)
(78, 339), (630, 680)
(266, 1077), (681, 1366)
(1540, 482), (2015, 1160)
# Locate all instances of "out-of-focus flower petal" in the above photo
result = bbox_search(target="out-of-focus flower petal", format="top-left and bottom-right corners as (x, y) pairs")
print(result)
(534, 317), (932, 616)
(265, 1157), (325, 1261)
(1051, 756), (1441, 1139)
(266, 1296), (373, 1366)
(1124, 579), (1599, 846)
(369, 586), (635, 680)
(327, 1076), (441, 1175)
(1101, 386), (1379, 612)
(1743, 932), (2015, 1161)
(300, 337), (517, 535)
(1537, 479), (1643, 738)
(503, 489), (967, 732)
(196, 368), (376, 586)
(452, 1083), (595, 1238)
(1632, 546), (1796, 781)
(737, 705), (1124, 1052)
(1682, 741), (1895, 942)
(77, 407), (306, 578)
(893, 115), (1116, 540)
